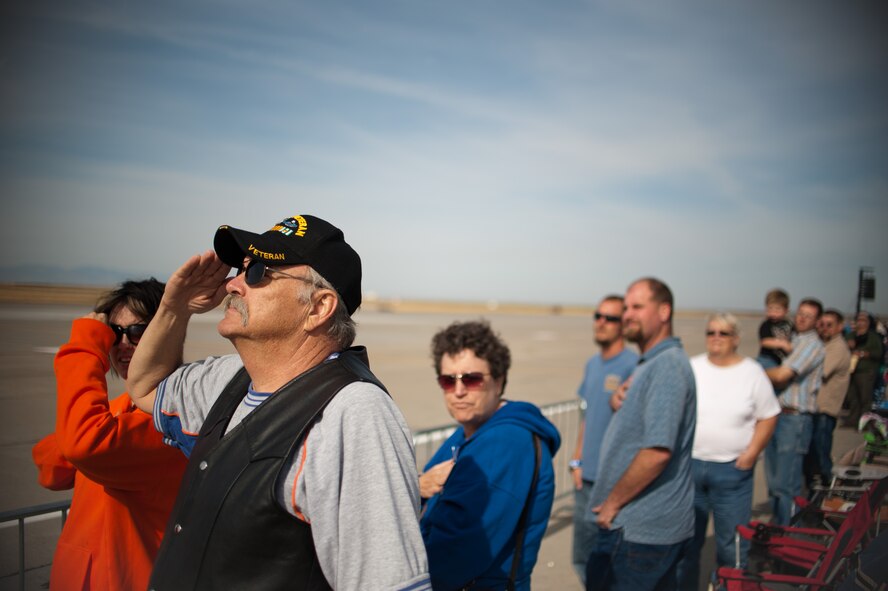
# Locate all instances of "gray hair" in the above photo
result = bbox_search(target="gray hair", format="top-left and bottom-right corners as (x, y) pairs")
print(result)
(299, 267), (357, 350)
(706, 311), (740, 337)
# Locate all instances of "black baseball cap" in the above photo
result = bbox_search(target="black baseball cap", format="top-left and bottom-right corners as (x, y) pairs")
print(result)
(213, 215), (362, 315)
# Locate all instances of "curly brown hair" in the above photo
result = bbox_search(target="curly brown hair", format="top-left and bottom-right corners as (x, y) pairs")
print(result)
(430, 320), (511, 391)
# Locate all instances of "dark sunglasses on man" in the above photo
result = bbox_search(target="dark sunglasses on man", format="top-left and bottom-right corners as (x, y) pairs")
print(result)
(594, 312), (622, 323)
(236, 259), (312, 287)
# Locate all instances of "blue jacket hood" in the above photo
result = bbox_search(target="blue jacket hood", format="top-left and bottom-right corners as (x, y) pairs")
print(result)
(463, 400), (561, 456)
(421, 400), (560, 590)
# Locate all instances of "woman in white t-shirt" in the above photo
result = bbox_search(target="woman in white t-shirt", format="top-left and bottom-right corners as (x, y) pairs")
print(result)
(677, 313), (781, 591)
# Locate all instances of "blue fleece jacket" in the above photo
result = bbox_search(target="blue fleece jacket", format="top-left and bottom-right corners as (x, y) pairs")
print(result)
(420, 400), (561, 591)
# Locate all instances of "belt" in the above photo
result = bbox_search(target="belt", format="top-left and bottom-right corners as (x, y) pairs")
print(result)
(781, 407), (808, 415)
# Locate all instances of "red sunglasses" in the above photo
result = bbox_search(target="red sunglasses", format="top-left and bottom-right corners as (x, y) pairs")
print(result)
(436, 372), (490, 392)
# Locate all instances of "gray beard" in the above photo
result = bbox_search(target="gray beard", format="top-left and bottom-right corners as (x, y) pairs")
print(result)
(222, 294), (249, 327)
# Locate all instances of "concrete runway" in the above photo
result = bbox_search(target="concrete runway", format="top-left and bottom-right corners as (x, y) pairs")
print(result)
(0, 301), (868, 589)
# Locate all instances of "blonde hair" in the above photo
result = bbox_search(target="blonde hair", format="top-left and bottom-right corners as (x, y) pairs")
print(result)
(706, 312), (740, 337)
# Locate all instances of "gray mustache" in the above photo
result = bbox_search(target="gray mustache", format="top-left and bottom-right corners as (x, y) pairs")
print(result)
(223, 294), (249, 327)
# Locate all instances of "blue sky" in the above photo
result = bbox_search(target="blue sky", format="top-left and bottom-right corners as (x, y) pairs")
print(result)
(2, 1), (887, 313)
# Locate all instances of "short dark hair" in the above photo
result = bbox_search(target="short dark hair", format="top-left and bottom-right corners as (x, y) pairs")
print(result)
(94, 278), (165, 321)
(822, 308), (844, 324)
(634, 277), (673, 321)
(431, 320), (511, 391)
(600, 294), (625, 308)
(798, 298), (823, 318)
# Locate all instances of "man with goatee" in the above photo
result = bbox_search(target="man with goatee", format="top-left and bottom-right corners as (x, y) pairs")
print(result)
(585, 278), (696, 591)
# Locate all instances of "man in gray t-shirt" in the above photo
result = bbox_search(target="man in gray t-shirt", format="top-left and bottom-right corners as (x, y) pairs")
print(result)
(585, 278), (696, 591)
(127, 215), (430, 591)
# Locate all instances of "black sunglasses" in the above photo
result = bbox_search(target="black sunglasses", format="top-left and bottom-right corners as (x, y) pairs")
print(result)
(236, 259), (311, 287)
(436, 372), (489, 392)
(706, 330), (734, 338)
(110, 323), (148, 345)
(594, 312), (622, 323)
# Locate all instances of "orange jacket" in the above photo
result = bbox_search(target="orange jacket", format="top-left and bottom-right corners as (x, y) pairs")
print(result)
(32, 318), (187, 591)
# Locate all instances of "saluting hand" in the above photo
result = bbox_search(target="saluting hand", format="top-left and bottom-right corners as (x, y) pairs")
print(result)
(163, 251), (231, 316)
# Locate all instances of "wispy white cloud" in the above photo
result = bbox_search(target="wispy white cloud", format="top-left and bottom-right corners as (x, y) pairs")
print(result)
(3, 0), (886, 312)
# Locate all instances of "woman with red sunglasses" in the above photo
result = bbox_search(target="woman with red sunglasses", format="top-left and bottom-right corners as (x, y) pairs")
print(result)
(420, 320), (560, 591)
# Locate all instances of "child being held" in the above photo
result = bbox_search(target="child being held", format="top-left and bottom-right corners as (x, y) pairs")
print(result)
(757, 288), (794, 369)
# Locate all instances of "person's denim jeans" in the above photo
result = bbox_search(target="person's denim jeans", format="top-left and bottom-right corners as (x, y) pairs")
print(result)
(765, 413), (813, 525)
(756, 355), (780, 370)
(803, 413), (837, 488)
(573, 480), (598, 584)
(586, 527), (689, 591)
(676, 459), (754, 591)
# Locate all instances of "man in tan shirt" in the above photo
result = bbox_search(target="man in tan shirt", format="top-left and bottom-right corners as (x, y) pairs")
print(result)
(804, 309), (852, 487)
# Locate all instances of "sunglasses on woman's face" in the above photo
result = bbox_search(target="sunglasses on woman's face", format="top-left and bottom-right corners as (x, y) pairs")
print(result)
(436, 372), (489, 392)
(705, 330), (734, 338)
(110, 323), (148, 345)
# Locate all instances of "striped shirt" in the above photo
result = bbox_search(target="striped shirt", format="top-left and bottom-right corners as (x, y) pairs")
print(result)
(778, 329), (825, 413)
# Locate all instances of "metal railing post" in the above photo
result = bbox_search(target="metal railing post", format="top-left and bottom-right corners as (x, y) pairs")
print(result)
(0, 500), (72, 589)
(18, 517), (24, 591)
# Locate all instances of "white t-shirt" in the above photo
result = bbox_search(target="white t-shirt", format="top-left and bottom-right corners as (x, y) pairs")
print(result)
(691, 354), (781, 462)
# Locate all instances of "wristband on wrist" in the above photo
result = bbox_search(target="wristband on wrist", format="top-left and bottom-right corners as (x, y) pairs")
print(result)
(568, 459), (582, 471)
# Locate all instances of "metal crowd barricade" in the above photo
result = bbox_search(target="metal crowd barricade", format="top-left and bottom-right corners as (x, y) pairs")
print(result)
(412, 398), (581, 502)
(0, 500), (70, 591)
(0, 399), (580, 589)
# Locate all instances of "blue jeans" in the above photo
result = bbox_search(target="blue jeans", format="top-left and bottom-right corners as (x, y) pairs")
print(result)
(756, 355), (780, 370)
(573, 480), (598, 584)
(586, 527), (688, 591)
(765, 413), (813, 525)
(804, 413), (837, 488)
(676, 459), (754, 591)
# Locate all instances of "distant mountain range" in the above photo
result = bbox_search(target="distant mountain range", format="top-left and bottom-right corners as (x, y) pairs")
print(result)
(0, 264), (160, 286)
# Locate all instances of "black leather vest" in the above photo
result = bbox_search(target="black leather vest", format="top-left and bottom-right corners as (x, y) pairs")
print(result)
(149, 347), (386, 591)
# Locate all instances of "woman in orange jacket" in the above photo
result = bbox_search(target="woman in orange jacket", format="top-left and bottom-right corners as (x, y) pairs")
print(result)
(32, 279), (188, 591)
